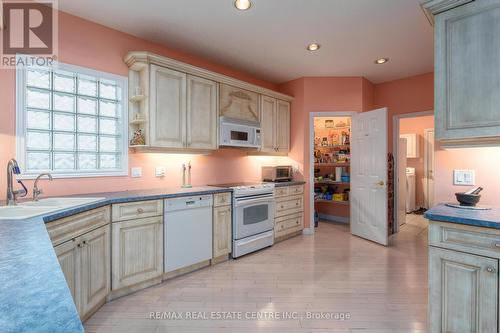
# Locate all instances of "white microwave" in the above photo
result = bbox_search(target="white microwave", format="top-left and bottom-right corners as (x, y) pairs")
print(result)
(219, 117), (261, 148)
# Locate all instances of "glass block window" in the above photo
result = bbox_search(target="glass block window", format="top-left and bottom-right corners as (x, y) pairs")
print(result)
(16, 61), (128, 177)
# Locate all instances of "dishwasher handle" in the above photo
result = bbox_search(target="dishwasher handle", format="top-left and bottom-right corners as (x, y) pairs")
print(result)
(164, 195), (214, 212)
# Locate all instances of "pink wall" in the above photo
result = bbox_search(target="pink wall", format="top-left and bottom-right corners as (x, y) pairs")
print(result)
(400, 115), (435, 207)
(374, 73), (500, 206)
(279, 77), (373, 227)
(0, 10), (287, 200)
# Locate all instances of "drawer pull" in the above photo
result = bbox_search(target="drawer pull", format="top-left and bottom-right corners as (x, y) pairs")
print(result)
(281, 205), (284, 209)
(486, 266), (496, 273)
(137, 208), (144, 214)
(295, 202), (299, 206)
(493, 242), (500, 249)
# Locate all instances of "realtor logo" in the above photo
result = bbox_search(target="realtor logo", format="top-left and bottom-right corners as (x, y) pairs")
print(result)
(1, 0), (58, 68)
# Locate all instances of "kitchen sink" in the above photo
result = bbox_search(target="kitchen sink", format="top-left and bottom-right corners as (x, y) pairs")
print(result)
(22, 197), (105, 207)
(0, 197), (105, 220)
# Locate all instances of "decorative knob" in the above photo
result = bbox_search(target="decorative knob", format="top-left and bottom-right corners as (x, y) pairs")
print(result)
(137, 208), (144, 214)
(486, 266), (496, 273)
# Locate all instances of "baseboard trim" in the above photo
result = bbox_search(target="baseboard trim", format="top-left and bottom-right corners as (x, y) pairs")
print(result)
(318, 213), (349, 224)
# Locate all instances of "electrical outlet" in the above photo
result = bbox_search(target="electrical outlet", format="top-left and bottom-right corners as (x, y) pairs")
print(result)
(453, 169), (475, 186)
(155, 167), (166, 177)
(131, 167), (142, 178)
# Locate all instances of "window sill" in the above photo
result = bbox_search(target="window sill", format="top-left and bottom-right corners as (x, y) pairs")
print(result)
(17, 171), (129, 180)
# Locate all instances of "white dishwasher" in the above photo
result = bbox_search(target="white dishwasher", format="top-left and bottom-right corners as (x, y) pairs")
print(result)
(164, 195), (213, 273)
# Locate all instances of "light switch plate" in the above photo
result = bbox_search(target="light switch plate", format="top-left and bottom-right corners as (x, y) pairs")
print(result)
(453, 169), (475, 186)
(155, 167), (166, 177)
(131, 167), (142, 178)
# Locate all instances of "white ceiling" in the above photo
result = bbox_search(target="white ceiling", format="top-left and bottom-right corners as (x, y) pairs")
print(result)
(58, 0), (434, 84)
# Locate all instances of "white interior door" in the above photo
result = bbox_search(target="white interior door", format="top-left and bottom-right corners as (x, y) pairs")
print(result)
(424, 128), (435, 208)
(351, 108), (388, 245)
(398, 138), (407, 226)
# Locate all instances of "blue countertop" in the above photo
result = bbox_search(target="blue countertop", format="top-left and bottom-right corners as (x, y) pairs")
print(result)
(0, 186), (231, 333)
(425, 203), (500, 229)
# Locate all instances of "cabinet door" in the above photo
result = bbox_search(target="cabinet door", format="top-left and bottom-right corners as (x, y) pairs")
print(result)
(219, 84), (260, 122)
(112, 216), (163, 290)
(79, 225), (110, 319)
(186, 75), (218, 150)
(435, 0), (500, 143)
(260, 95), (277, 152)
(149, 64), (187, 148)
(276, 100), (290, 152)
(428, 246), (498, 333)
(54, 239), (80, 314)
(213, 206), (232, 258)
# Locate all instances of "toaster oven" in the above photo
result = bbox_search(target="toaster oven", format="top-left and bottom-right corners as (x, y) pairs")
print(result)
(261, 166), (293, 182)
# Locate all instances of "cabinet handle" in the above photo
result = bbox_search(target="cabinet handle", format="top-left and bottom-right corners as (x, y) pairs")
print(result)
(281, 205), (284, 209)
(486, 266), (496, 273)
(493, 242), (500, 249)
(77, 243), (82, 248)
(295, 202), (299, 206)
(82, 240), (87, 245)
(137, 208), (144, 214)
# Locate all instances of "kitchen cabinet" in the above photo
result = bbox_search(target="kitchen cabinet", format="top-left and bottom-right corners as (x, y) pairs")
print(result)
(111, 216), (163, 291)
(125, 52), (293, 152)
(187, 75), (218, 150)
(149, 65), (187, 148)
(428, 220), (500, 332)
(432, 0), (500, 146)
(219, 83), (260, 122)
(274, 185), (304, 242)
(54, 225), (110, 321)
(259, 96), (290, 154)
(213, 205), (232, 259)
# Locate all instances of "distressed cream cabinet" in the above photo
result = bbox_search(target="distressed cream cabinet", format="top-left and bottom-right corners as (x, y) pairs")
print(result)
(274, 185), (304, 241)
(260, 96), (290, 154)
(212, 195), (232, 261)
(428, 220), (500, 332)
(125, 51), (293, 153)
(53, 224), (110, 321)
(148, 66), (218, 150)
(111, 200), (164, 294)
(426, 0), (500, 147)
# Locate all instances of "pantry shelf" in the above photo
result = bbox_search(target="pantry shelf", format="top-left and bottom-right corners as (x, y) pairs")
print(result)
(314, 199), (349, 205)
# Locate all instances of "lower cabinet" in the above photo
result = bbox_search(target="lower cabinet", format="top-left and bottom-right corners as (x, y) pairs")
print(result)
(428, 220), (500, 333)
(111, 216), (163, 290)
(54, 224), (110, 321)
(274, 185), (304, 241)
(213, 205), (232, 258)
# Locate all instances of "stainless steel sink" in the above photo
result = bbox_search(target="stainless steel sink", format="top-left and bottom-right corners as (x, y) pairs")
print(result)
(0, 197), (105, 220)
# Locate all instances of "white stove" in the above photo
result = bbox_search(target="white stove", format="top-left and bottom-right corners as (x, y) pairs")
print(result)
(209, 182), (276, 258)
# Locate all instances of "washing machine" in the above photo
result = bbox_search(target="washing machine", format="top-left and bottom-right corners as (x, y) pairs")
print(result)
(406, 167), (416, 213)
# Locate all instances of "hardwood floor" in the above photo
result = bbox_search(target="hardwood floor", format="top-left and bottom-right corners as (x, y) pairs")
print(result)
(85, 217), (428, 333)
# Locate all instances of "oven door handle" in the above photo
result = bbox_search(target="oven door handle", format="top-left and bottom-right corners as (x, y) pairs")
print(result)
(234, 195), (275, 207)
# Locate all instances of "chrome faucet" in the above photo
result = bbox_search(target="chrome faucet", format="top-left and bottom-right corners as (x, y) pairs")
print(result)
(33, 173), (53, 201)
(6, 159), (27, 206)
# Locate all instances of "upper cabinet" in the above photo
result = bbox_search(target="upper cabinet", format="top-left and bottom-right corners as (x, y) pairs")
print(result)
(219, 84), (260, 122)
(260, 96), (290, 154)
(124, 52), (293, 153)
(150, 65), (187, 149)
(426, 0), (500, 147)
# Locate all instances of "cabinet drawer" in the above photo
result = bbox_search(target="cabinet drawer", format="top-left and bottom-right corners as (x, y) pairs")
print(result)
(288, 185), (303, 196)
(429, 221), (500, 259)
(213, 192), (231, 207)
(47, 206), (110, 246)
(275, 213), (303, 238)
(275, 195), (303, 217)
(274, 187), (289, 198)
(112, 200), (163, 222)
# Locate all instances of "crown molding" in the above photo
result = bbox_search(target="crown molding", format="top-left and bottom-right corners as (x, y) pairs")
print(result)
(124, 51), (294, 102)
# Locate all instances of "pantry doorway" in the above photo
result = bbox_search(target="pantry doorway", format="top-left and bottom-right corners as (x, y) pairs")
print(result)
(311, 113), (353, 230)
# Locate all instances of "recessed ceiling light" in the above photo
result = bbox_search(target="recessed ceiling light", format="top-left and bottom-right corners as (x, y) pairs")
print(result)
(234, 0), (252, 11)
(375, 58), (389, 64)
(307, 43), (321, 51)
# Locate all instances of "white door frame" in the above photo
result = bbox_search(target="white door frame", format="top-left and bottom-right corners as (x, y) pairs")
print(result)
(423, 128), (435, 209)
(392, 110), (433, 234)
(308, 111), (358, 235)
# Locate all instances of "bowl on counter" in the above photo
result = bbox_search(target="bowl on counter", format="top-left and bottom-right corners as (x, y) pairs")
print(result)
(455, 192), (481, 206)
